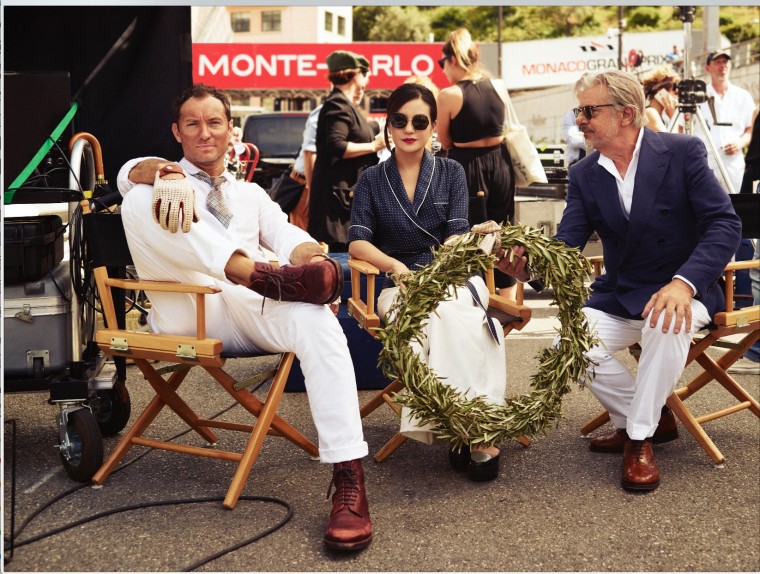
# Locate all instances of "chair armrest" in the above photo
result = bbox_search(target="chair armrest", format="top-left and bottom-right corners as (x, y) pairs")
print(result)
(105, 277), (221, 295)
(488, 293), (532, 334)
(723, 259), (759, 312)
(347, 258), (380, 275)
(96, 273), (220, 339)
(346, 258), (382, 333)
(725, 260), (760, 272)
(586, 255), (604, 278)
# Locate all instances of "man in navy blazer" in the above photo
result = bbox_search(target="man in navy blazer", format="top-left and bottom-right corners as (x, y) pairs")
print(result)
(498, 69), (741, 492)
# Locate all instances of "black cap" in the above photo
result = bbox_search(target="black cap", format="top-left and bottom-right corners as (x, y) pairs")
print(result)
(706, 49), (731, 65)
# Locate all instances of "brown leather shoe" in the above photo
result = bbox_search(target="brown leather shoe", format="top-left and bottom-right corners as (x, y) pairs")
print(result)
(589, 428), (629, 453)
(248, 257), (343, 306)
(323, 459), (373, 551)
(589, 407), (679, 453)
(621, 438), (660, 491)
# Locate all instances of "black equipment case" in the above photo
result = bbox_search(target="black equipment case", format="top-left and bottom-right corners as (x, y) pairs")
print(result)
(4, 215), (65, 284)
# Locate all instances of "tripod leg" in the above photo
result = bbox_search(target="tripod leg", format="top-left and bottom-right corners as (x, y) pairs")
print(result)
(691, 109), (736, 193)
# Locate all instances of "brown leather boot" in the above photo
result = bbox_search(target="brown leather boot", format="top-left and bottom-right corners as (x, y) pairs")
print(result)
(621, 438), (660, 491)
(323, 459), (373, 551)
(248, 257), (342, 306)
(589, 407), (679, 453)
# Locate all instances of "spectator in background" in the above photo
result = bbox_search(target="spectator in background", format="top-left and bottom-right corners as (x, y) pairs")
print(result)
(739, 111), (760, 195)
(665, 45), (681, 64)
(695, 49), (756, 194)
(728, 111), (760, 375)
(309, 50), (385, 252)
(436, 27), (517, 298)
(640, 65), (680, 133)
(289, 84), (363, 231)
(287, 109), (318, 231)
(562, 108), (586, 167)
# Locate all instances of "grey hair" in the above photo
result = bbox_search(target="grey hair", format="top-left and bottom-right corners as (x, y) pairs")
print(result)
(574, 69), (648, 128)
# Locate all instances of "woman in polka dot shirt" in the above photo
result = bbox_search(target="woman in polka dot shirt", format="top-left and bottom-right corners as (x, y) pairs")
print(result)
(348, 82), (510, 482)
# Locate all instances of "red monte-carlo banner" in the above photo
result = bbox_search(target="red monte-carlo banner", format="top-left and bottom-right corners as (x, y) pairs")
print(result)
(193, 43), (448, 91)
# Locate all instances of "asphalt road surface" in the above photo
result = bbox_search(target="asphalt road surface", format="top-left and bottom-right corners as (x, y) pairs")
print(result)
(3, 288), (759, 572)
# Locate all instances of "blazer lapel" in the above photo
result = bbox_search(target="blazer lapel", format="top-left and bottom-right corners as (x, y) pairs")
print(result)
(622, 129), (672, 259)
(585, 156), (629, 237)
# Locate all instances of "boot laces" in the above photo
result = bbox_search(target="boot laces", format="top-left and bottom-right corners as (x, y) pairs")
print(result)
(251, 270), (300, 312)
(326, 465), (360, 506)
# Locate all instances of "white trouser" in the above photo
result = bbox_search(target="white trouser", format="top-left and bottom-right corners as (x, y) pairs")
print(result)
(121, 187), (368, 464)
(378, 275), (507, 444)
(583, 301), (711, 440)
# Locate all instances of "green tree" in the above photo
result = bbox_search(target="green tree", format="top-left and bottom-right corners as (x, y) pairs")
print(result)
(352, 5), (758, 45)
(353, 6), (389, 41)
(428, 6), (517, 42)
(428, 5), (470, 41)
(626, 6), (662, 30)
(367, 6), (432, 42)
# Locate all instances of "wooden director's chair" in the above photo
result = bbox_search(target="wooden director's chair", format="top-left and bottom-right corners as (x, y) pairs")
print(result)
(81, 200), (318, 509)
(347, 259), (533, 462)
(580, 243), (760, 466)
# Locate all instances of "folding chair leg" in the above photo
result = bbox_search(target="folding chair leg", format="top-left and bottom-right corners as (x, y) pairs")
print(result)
(514, 435), (531, 447)
(711, 370), (760, 418)
(137, 361), (219, 444)
(580, 411), (611, 436)
(374, 433), (408, 463)
(666, 394), (726, 466)
(92, 365), (197, 486)
(205, 364), (318, 458)
(221, 361), (292, 509)
(360, 379), (403, 418)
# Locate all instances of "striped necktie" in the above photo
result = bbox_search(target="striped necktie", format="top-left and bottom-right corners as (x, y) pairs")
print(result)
(191, 171), (233, 228)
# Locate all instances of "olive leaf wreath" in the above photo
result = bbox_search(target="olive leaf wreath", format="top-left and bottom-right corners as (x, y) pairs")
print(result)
(376, 224), (597, 450)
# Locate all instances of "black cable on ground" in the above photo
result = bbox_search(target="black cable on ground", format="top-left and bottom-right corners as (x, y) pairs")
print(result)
(3, 419), (18, 566)
(12, 495), (292, 572)
(4, 376), (292, 571)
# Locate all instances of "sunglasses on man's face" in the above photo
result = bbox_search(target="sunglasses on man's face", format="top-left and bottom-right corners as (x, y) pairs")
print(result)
(388, 112), (431, 131)
(572, 104), (616, 120)
(438, 57), (447, 70)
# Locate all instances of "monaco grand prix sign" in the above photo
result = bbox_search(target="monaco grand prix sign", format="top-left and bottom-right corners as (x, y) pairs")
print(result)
(194, 43), (447, 91)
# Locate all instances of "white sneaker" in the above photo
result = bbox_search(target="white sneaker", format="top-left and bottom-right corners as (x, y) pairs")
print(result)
(727, 357), (760, 375)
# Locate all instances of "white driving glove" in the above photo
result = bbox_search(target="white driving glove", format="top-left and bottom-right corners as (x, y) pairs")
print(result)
(471, 220), (502, 256)
(152, 173), (197, 233)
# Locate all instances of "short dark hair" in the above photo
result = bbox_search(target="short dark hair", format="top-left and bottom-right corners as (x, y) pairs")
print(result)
(383, 82), (438, 151)
(171, 84), (231, 123)
(328, 69), (363, 87)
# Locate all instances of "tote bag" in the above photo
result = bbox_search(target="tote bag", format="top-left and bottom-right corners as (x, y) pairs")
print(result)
(267, 171), (304, 213)
(492, 79), (547, 187)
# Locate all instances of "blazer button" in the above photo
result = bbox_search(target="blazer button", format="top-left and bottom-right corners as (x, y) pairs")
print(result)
(660, 209), (669, 215)
(658, 238), (665, 245)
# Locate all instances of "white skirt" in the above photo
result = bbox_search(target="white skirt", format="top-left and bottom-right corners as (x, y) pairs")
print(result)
(378, 275), (507, 445)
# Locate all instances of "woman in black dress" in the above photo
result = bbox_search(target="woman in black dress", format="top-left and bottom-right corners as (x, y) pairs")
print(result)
(308, 50), (386, 252)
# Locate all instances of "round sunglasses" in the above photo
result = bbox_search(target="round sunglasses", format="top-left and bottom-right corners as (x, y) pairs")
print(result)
(388, 112), (431, 131)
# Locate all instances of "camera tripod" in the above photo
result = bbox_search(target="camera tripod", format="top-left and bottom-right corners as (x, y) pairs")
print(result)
(666, 100), (736, 194)
(665, 6), (736, 193)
